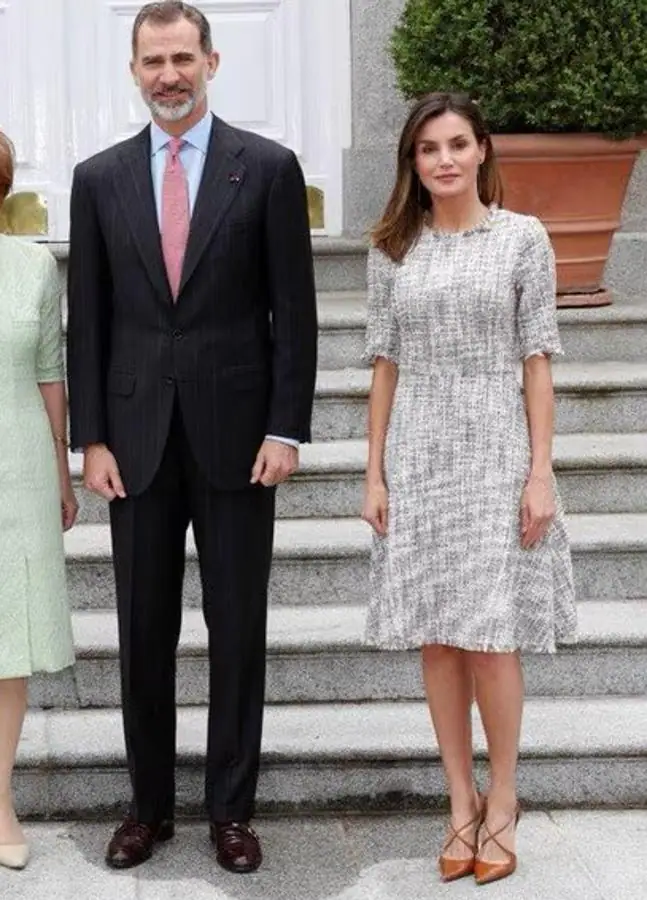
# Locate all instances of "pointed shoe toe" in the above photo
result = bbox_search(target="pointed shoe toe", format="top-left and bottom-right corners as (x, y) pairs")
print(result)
(0, 843), (30, 870)
(474, 804), (520, 885)
(438, 798), (485, 883)
(439, 855), (475, 882)
(474, 856), (517, 886)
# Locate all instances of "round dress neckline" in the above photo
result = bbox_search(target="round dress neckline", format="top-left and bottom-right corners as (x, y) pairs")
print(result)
(424, 204), (499, 239)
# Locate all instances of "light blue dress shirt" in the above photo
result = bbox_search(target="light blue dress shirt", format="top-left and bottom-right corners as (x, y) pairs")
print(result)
(150, 110), (212, 224)
(150, 112), (298, 451)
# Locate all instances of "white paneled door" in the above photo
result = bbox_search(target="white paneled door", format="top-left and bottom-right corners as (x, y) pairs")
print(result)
(0, 0), (69, 238)
(1, 0), (350, 239)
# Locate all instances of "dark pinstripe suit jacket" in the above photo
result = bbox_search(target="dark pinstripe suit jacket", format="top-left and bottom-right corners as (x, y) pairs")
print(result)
(66, 115), (318, 495)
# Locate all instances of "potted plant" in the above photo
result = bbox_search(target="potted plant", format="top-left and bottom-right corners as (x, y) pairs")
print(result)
(390, 0), (647, 306)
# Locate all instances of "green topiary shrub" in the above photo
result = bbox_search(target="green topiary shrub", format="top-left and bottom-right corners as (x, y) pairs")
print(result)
(391, 0), (647, 136)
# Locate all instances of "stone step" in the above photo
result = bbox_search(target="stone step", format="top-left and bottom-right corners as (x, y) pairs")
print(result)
(64, 514), (647, 609)
(604, 232), (647, 300)
(315, 232), (647, 303)
(52, 232), (647, 299)
(316, 291), (368, 369)
(310, 238), (367, 293)
(59, 290), (647, 370)
(313, 363), (647, 439)
(558, 303), (647, 364)
(70, 433), (647, 523)
(53, 238), (369, 300)
(317, 294), (647, 368)
(312, 230), (647, 303)
(15, 696), (647, 816)
(30, 599), (647, 710)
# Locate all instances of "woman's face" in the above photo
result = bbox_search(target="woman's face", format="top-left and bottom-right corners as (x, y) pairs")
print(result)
(413, 111), (485, 202)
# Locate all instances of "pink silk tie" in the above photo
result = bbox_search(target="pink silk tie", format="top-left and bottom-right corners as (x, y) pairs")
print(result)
(161, 137), (190, 300)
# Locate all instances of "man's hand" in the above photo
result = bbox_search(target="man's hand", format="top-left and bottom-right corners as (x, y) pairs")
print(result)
(83, 443), (127, 501)
(250, 439), (298, 487)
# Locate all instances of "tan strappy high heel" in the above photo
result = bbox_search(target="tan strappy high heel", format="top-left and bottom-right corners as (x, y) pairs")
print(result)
(474, 805), (521, 886)
(438, 798), (485, 883)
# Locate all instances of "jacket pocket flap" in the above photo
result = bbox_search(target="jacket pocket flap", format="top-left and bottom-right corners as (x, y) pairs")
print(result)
(219, 364), (266, 387)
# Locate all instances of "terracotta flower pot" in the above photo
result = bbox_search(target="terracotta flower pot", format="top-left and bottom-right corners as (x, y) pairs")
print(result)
(493, 134), (644, 307)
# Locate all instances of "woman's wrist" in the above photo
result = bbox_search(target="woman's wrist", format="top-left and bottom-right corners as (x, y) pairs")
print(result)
(52, 431), (70, 448)
(528, 466), (553, 481)
(56, 456), (73, 482)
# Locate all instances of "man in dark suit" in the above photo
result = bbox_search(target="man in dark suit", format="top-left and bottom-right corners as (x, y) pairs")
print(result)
(67, 0), (317, 874)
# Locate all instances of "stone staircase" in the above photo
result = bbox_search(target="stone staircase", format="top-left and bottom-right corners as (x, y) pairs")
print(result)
(17, 243), (647, 819)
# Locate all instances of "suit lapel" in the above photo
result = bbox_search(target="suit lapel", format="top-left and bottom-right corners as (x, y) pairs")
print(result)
(178, 115), (246, 295)
(114, 127), (170, 301)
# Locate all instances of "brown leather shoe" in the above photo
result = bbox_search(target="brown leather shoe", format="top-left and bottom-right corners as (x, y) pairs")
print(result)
(210, 821), (262, 874)
(106, 815), (174, 869)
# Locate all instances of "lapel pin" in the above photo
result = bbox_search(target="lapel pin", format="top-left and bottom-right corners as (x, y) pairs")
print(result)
(229, 173), (241, 184)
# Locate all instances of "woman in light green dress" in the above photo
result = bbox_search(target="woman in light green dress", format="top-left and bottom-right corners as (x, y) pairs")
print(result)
(0, 133), (77, 870)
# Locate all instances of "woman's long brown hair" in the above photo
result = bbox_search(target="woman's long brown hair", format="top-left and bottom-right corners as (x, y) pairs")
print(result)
(372, 92), (503, 262)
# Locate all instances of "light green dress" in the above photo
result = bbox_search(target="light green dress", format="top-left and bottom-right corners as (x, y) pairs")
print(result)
(0, 235), (74, 678)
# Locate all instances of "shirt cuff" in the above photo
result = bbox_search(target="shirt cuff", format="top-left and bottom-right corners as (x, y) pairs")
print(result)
(265, 434), (299, 449)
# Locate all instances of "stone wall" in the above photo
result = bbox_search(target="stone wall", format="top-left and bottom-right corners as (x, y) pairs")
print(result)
(342, 0), (408, 239)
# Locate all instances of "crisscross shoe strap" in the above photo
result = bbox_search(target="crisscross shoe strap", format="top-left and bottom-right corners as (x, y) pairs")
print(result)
(442, 809), (482, 857)
(478, 810), (520, 863)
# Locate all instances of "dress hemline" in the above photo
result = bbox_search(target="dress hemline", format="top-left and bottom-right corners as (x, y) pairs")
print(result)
(364, 633), (578, 655)
(0, 657), (75, 680)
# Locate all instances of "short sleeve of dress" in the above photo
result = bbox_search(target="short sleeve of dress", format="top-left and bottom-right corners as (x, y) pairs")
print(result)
(515, 217), (563, 361)
(362, 246), (400, 365)
(36, 253), (65, 383)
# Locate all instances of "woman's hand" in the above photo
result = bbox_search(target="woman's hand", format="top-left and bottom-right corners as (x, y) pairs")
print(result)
(520, 473), (555, 549)
(362, 479), (389, 536)
(61, 482), (79, 532)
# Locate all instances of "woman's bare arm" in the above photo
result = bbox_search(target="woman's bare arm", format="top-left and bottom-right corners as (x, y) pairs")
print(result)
(39, 381), (78, 530)
(520, 354), (556, 548)
(367, 358), (398, 483)
(522, 354), (554, 478)
(363, 358), (398, 535)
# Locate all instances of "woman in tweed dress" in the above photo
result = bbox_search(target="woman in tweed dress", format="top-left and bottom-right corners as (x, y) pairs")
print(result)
(362, 93), (576, 886)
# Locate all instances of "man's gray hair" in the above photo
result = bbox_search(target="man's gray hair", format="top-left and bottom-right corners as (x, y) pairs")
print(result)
(132, 1), (213, 56)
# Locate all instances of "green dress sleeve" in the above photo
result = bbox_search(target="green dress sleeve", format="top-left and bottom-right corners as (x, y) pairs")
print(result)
(36, 252), (65, 383)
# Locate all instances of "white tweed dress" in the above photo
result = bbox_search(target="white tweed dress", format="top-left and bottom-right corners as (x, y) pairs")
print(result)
(364, 207), (577, 653)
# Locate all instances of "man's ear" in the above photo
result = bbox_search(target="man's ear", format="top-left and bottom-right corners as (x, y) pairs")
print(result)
(207, 51), (220, 80)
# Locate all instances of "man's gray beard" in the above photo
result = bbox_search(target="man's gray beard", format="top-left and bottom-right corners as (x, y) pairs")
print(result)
(147, 93), (197, 122)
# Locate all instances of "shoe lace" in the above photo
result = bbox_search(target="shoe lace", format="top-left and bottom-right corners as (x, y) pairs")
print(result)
(222, 822), (258, 849)
(115, 817), (153, 844)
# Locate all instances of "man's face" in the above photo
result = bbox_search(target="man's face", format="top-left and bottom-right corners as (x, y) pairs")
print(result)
(131, 17), (219, 124)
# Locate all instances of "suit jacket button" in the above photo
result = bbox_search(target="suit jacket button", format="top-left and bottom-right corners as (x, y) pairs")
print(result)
(172, 329), (183, 340)
(164, 376), (174, 385)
